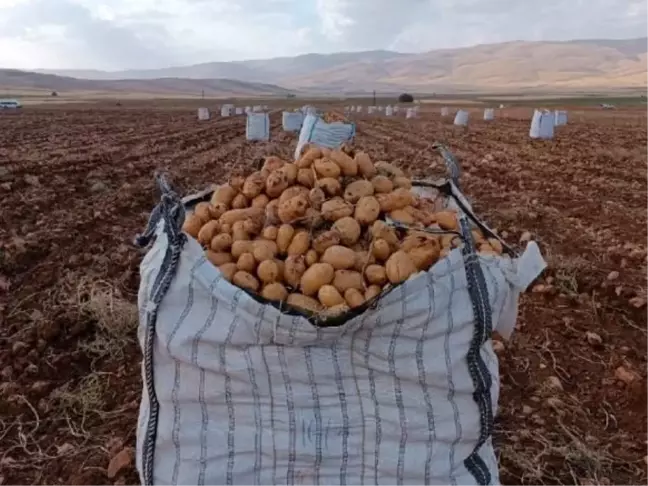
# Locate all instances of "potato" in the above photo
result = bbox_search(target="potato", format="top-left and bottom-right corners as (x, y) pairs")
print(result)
(441, 234), (461, 249)
(385, 251), (417, 284)
(279, 185), (310, 204)
(253, 240), (278, 262)
(393, 177), (412, 189)
(262, 225), (278, 240)
(221, 223), (232, 234)
(404, 206), (435, 226)
(261, 156), (286, 177)
(229, 175), (245, 192)
(365, 285), (382, 301)
(206, 250), (233, 266)
(407, 240), (441, 270)
(332, 217), (361, 246)
(471, 229), (485, 243)
(318, 285), (346, 307)
(198, 220), (221, 246)
(435, 211), (458, 231)
(242, 172), (265, 199)
(231, 193), (248, 209)
(266, 170), (290, 198)
(316, 177), (342, 197)
(388, 209), (416, 225)
(276, 224), (295, 254)
(287, 293), (323, 313)
(262, 282), (289, 302)
(211, 184), (237, 208)
(218, 262), (238, 282)
(281, 163), (298, 185)
(300, 263), (335, 296)
(231, 240), (253, 259)
(333, 270), (364, 293)
(329, 150), (358, 176)
(233, 271), (260, 292)
(231, 222), (249, 242)
(208, 202), (228, 220)
(305, 249), (319, 266)
(182, 215), (203, 238)
(321, 245), (357, 270)
(401, 232), (437, 252)
(488, 238), (503, 254)
(321, 303), (351, 317)
(251, 194), (270, 209)
(284, 255), (307, 288)
(377, 188), (414, 212)
(372, 238), (392, 261)
(353, 251), (375, 272)
(375, 161), (405, 178)
(354, 196), (381, 225)
(257, 259), (280, 284)
(211, 233), (232, 252)
(237, 252), (257, 273)
(242, 218), (263, 236)
(297, 168), (315, 188)
(344, 180), (374, 203)
(265, 199), (280, 225)
(308, 187), (326, 210)
(355, 151), (377, 178)
(371, 175), (393, 194)
(287, 230), (311, 256)
(194, 202), (213, 223)
(219, 207), (265, 226)
(344, 288), (365, 308)
(274, 258), (285, 277)
(371, 221), (400, 248)
(321, 198), (354, 222)
(302, 208), (324, 229)
(365, 264), (387, 285)
(296, 147), (322, 168)
(314, 158), (341, 178)
(278, 194), (309, 224)
(312, 230), (341, 254)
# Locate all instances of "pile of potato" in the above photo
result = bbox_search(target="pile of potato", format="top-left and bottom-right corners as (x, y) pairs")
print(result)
(321, 112), (350, 123)
(182, 145), (504, 317)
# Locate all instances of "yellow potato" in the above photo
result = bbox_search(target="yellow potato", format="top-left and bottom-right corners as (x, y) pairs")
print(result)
(296, 147), (322, 168)
(242, 172), (265, 199)
(182, 214), (203, 239)
(193, 202), (213, 223)
(375, 161), (405, 178)
(206, 250), (233, 267)
(344, 180), (374, 203)
(211, 184), (237, 208)
(354, 196), (381, 225)
(261, 156), (286, 177)
(251, 194), (270, 208)
(219, 207), (265, 226)
(353, 251), (375, 272)
(344, 288), (365, 308)
(208, 202), (228, 220)
(279, 185), (310, 204)
(262, 225), (278, 241)
(321, 198), (354, 222)
(312, 230), (341, 254)
(262, 282), (289, 302)
(372, 238), (392, 261)
(287, 230), (311, 256)
(321, 245), (357, 270)
(355, 151), (377, 178)
(371, 175), (393, 194)
(231, 193), (248, 209)
(316, 177), (342, 197)
(388, 208), (417, 225)
(218, 262), (238, 282)
(371, 221), (400, 248)
(329, 150), (358, 176)
(365, 264), (387, 285)
(385, 251), (417, 284)
(308, 187), (326, 210)
(276, 224), (295, 254)
(305, 249), (319, 266)
(314, 158), (341, 178)
(332, 270), (364, 293)
(237, 252), (257, 273)
(265, 199), (280, 225)
(488, 238), (503, 254)
(211, 233), (232, 252)
(265, 170), (290, 198)
(198, 220), (221, 246)
(287, 293), (323, 313)
(284, 255), (307, 288)
(253, 240), (278, 262)
(332, 217), (361, 246)
(278, 194), (309, 224)
(376, 188), (414, 212)
(257, 259), (280, 284)
(300, 263), (335, 296)
(393, 177), (412, 189)
(408, 240), (441, 271)
(281, 163), (298, 185)
(318, 285), (346, 307)
(321, 303), (351, 317)
(365, 285), (382, 301)
(233, 271), (260, 292)
(231, 240), (253, 259)
(435, 211), (458, 231)
(297, 168), (315, 188)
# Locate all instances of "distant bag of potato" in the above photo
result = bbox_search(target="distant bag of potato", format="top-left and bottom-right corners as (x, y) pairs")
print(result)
(295, 113), (356, 160)
(135, 163), (546, 485)
(246, 112), (270, 141)
(282, 111), (304, 132)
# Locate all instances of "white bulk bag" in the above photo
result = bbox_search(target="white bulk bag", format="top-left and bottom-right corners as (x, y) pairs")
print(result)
(385, 105), (393, 116)
(253, 105), (262, 113)
(245, 106), (252, 114)
(393, 106), (399, 113)
(197, 107), (210, 120)
(530, 109), (554, 139)
(554, 110), (568, 126)
(135, 179), (546, 486)
(294, 114), (355, 160)
(378, 106), (384, 112)
(246, 113), (270, 141)
(235, 107), (243, 115)
(368, 106), (376, 114)
(356, 106), (362, 113)
(349, 106), (356, 113)
(405, 107), (415, 119)
(441, 107), (449, 116)
(483, 109), (495, 121)
(499, 104), (505, 109)
(454, 110), (469, 126)
(221, 104), (234, 117)
(282, 111), (304, 132)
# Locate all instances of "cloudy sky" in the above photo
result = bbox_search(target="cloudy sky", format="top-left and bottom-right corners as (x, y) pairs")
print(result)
(0, 0), (645, 70)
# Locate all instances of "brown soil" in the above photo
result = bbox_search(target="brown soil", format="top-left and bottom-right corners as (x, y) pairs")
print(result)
(1, 103), (646, 485)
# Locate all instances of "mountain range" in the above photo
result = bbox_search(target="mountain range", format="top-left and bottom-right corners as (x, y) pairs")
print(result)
(2, 37), (646, 96)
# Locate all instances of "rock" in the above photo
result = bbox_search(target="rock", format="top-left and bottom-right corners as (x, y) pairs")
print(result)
(519, 231), (532, 243)
(0, 182), (11, 191)
(11, 341), (28, 355)
(545, 376), (563, 392)
(492, 340), (505, 353)
(1, 366), (13, 380)
(25, 363), (38, 375)
(585, 331), (602, 346)
(107, 447), (133, 479)
(615, 366), (637, 384)
(56, 443), (75, 456)
(24, 175), (40, 186)
(91, 181), (108, 193)
(522, 405), (533, 415)
(30, 381), (50, 395)
(607, 271), (619, 281)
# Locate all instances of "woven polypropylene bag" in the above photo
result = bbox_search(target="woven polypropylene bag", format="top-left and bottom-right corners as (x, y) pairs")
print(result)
(135, 189), (545, 485)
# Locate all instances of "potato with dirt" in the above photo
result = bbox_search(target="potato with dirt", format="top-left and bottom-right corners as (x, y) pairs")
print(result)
(300, 263), (335, 296)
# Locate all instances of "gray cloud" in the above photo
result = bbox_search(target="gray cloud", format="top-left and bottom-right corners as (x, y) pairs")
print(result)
(0, 0), (644, 69)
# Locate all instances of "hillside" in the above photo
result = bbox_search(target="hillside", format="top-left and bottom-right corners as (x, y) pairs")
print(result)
(0, 69), (293, 97)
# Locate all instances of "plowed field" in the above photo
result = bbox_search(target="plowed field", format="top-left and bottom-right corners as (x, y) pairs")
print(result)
(1, 103), (646, 485)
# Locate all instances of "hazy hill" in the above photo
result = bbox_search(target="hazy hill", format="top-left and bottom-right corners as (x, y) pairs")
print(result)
(11, 37), (648, 94)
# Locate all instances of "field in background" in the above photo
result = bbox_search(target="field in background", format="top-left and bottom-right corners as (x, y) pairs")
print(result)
(0, 101), (646, 485)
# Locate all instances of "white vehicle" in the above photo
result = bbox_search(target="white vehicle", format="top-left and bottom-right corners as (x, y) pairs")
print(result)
(0, 99), (22, 109)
